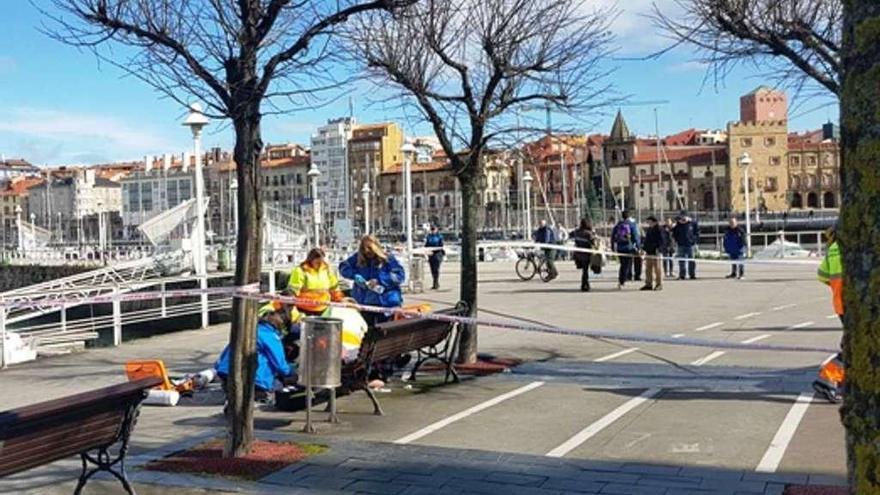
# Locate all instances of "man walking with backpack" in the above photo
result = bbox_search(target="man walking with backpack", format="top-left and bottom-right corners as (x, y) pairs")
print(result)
(613, 211), (637, 290)
(672, 212), (698, 280)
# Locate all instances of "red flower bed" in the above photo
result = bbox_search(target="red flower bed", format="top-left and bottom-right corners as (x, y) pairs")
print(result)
(145, 439), (324, 481)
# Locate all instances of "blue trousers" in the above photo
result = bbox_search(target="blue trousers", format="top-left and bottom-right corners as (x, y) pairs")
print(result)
(676, 245), (696, 279)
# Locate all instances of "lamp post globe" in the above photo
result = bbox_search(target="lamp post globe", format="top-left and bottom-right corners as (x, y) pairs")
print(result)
(307, 163), (321, 246)
(739, 152), (753, 257)
(361, 182), (372, 236)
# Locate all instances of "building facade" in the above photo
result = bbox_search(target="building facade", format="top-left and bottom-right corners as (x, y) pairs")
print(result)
(787, 126), (840, 209)
(0, 177), (42, 247)
(347, 122), (404, 234)
(28, 169), (122, 244)
(311, 117), (355, 223)
(0, 159), (38, 181)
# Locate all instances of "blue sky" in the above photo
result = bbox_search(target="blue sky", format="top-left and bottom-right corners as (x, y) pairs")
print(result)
(1, 1), (839, 166)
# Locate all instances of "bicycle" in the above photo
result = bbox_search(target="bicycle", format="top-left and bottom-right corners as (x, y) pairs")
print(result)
(515, 249), (555, 282)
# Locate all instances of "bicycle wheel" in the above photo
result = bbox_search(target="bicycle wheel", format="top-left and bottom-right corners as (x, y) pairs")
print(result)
(515, 256), (537, 281)
(538, 259), (554, 282)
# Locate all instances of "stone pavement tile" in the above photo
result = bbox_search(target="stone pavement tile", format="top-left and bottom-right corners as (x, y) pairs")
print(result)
(763, 483), (786, 495)
(263, 474), (356, 491)
(444, 478), (564, 495)
(540, 478), (605, 493)
(600, 482), (665, 495)
(635, 474), (705, 490)
(679, 466), (744, 480)
(484, 471), (547, 486)
(620, 462), (682, 476)
(345, 480), (411, 495)
(807, 474), (847, 486)
(699, 477), (767, 493)
(398, 487), (463, 495)
(394, 472), (452, 487)
(574, 471), (642, 484)
(517, 463), (590, 480)
(665, 489), (736, 495)
(742, 472), (809, 485)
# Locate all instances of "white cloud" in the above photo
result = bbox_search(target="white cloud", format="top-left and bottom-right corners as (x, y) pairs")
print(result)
(0, 107), (175, 164)
(588, 0), (684, 55)
(667, 60), (710, 73)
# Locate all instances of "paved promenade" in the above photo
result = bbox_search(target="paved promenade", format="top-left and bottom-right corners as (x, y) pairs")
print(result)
(0, 260), (847, 494)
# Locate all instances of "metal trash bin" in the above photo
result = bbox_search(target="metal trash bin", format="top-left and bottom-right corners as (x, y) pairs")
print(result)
(299, 317), (343, 432)
(407, 255), (425, 293)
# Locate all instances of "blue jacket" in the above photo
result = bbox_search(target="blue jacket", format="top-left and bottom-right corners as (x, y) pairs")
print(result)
(425, 233), (445, 259)
(215, 321), (292, 391)
(627, 218), (642, 249)
(533, 226), (556, 245)
(672, 220), (698, 247)
(339, 253), (405, 308)
(723, 226), (746, 256)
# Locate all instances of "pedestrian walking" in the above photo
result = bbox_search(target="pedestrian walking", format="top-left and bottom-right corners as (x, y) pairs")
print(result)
(672, 213), (698, 280)
(661, 218), (675, 278)
(424, 226), (445, 290)
(612, 212), (637, 290)
(556, 225), (569, 261)
(813, 225), (844, 403)
(640, 216), (663, 291)
(570, 218), (596, 292)
(626, 212), (643, 281)
(533, 219), (558, 280)
(722, 217), (746, 279)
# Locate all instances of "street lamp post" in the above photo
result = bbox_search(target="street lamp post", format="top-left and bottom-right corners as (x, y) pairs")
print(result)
(230, 178), (239, 241)
(361, 182), (371, 236)
(307, 163), (321, 247)
(739, 152), (753, 257)
(401, 142), (417, 259)
(523, 171), (534, 237)
(183, 103), (210, 329)
(14, 206), (22, 252)
(29, 213), (36, 255)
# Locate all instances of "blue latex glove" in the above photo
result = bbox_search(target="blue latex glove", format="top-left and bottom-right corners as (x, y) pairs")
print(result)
(354, 274), (367, 287)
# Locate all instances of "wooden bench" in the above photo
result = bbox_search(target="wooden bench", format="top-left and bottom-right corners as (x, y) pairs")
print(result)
(0, 376), (163, 495)
(342, 302), (468, 416)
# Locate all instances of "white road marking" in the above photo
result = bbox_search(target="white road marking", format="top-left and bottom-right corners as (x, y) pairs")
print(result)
(691, 351), (726, 366)
(827, 314), (840, 320)
(787, 321), (815, 330)
(771, 304), (797, 311)
(755, 392), (814, 473)
(671, 333), (685, 339)
(742, 334), (771, 344)
(695, 322), (724, 332)
(594, 348), (640, 362)
(734, 312), (762, 320)
(546, 388), (662, 458)
(822, 353), (838, 365)
(393, 381), (544, 444)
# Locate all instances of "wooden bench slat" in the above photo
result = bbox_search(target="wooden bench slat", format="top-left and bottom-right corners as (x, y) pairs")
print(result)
(0, 412), (123, 456)
(0, 423), (123, 475)
(0, 377), (161, 432)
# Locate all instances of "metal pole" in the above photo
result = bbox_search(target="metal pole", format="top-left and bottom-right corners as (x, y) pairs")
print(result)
(518, 157), (525, 239)
(160, 281), (167, 318)
(192, 130), (209, 328)
(0, 297), (7, 369)
(311, 172), (320, 247)
(267, 218), (276, 294)
(743, 166), (752, 257)
(112, 286), (122, 346)
(560, 147), (569, 227)
(404, 156), (413, 258)
(303, 331), (315, 433)
(363, 186), (371, 236)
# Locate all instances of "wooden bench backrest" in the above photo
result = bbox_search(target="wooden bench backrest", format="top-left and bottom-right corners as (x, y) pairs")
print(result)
(0, 377), (162, 477)
(366, 305), (466, 363)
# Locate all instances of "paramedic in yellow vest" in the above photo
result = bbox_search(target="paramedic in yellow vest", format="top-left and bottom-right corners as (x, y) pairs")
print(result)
(813, 226), (844, 403)
(287, 248), (344, 316)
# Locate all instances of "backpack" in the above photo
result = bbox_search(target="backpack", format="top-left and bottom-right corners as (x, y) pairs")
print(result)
(612, 221), (632, 247)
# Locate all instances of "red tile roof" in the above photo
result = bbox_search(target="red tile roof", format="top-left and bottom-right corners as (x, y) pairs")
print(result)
(663, 128), (702, 146)
(632, 145), (727, 165)
(381, 160), (452, 175)
(0, 177), (45, 196)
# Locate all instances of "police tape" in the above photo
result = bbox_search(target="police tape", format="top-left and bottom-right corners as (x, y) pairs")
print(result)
(473, 241), (821, 266)
(1, 285), (834, 354)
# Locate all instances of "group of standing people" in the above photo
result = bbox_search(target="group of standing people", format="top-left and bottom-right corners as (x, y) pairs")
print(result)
(611, 211), (701, 290)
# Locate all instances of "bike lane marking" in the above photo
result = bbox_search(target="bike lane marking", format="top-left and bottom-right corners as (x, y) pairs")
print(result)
(393, 381), (545, 444)
(755, 392), (815, 473)
(594, 347), (640, 362)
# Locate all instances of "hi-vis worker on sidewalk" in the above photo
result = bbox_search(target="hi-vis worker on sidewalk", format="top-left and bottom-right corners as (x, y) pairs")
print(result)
(287, 248), (345, 317)
(813, 226), (844, 403)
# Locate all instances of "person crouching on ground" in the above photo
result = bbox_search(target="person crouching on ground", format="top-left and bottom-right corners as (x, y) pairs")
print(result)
(287, 247), (344, 317)
(424, 226), (445, 290)
(570, 218), (596, 292)
(640, 216), (663, 291)
(723, 217), (746, 280)
(339, 235), (406, 328)
(215, 301), (296, 403)
(813, 225), (845, 403)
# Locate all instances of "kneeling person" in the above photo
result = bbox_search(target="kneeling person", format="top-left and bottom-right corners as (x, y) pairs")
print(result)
(215, 302), (296, 401)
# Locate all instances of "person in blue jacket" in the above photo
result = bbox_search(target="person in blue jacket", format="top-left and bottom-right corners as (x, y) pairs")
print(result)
(215, 301), (295, 402)
(339, 235), (406, 327)
(723, 217), (747, 279)
(424, 226), (445, 290)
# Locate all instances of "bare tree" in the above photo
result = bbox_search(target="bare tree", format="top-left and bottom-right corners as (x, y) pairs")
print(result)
(42, 0), (411, 457)
(350, 0), (615, 362)
(652, 0), (841, 96)
(654, 1), (880, 491)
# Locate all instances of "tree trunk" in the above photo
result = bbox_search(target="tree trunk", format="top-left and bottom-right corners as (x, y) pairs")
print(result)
(839, 2), (880, 491)
(224, 109), (264, 458)
(456, 162), (480, 364)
